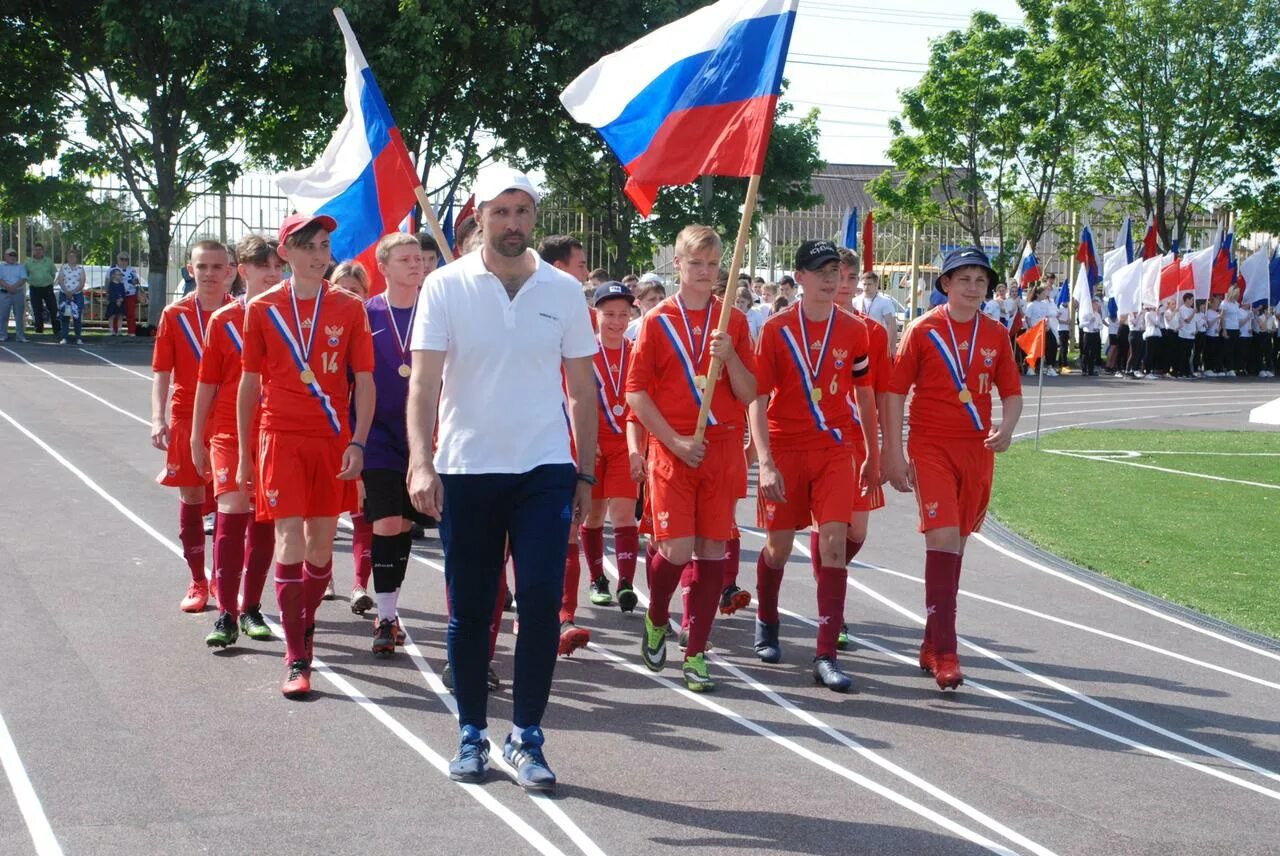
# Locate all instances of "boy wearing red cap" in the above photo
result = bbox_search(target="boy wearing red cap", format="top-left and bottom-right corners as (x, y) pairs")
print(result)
(750, 241), (877, 692)
(151, 240), (232, 613)
(626, 224), (756, 692)
(191, 235), (284, 647)
(882, 247), (1023, 690)
(237, 213), (375, 698)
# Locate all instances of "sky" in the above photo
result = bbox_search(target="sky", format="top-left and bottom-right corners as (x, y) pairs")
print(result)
(780, 0), (1026, 166)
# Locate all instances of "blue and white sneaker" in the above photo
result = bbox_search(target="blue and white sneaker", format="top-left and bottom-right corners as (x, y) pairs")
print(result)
(504, 726), (556, 792)
(448, 725), (490, 783)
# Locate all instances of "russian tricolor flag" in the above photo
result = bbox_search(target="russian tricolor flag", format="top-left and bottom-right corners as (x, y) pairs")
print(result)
(560, 0), (798, 216)
(275, 9), (420, 294)
(1018, 242), (1042, 288)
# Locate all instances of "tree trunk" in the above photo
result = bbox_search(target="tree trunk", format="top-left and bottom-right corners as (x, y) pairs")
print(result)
(145, 214), (171, 325)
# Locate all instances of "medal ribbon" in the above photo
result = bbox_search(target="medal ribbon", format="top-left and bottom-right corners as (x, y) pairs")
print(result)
(657, 313), (718, 427)
(780, 325), (842, 445)
(592, 339), (627, 435)
(793, 307), (836, 384)
(289, 281), (324, 367)
(385, 293), (417, 368)
(925, 309), (983, 431)
(676, 296), (710, 364)
(266, 301), (341, 436)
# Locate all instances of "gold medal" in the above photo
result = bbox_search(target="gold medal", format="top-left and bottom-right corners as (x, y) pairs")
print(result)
(612, 404), (625, 417)
(398, 364), (411, 378)
(299, 369), (316, 385)
(958, 389), (973, 404)
(695, 374), (707, 390)
(810, 387), (823, 403)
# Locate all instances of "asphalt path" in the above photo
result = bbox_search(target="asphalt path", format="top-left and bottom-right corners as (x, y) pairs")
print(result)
(1, 340), (1278, 856)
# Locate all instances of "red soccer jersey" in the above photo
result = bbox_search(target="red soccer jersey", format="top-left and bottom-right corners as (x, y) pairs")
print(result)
(857, 309), (892, 394)
(242, 281), (375, 438)
(755, 303), (871, 451)
(152, 293), (228, 421)
(593, 337), (632, 451)
(889, 306), (1022, 438)
(626, 295), (756, 438)
(199, 298), (249, 437)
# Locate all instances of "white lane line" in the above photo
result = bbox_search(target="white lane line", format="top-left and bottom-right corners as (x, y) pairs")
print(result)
(851, 560), (1280, 693)
(1047, 449), (1280, 457)
(850, 575), (1280, 789)
(1043, 449), (1280, 490)
(737, 534), (1280, 803)
(77, 347), (152, 380)
(0, 711), (63, 856)
(1017, 397), (1273, 421)
(1010, 409), (1259, 439)
(587, 558), (1047, 855)
(0, 406), (571, 856)
(0, 347), (149, 427)
(970, 533), (1280, 666)
(585, 643), (1021, 856)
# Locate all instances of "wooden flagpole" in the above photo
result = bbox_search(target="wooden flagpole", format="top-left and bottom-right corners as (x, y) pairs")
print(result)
(692, 173), (762, 443)
(413, 185), (455, 264)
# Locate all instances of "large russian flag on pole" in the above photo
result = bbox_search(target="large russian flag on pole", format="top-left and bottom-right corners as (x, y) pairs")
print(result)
(559, 0), (799, 217)
(275, 9), (420, 294)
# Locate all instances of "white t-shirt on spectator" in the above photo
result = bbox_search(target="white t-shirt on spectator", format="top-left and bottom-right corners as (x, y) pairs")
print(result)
(411, 249), (598, 475)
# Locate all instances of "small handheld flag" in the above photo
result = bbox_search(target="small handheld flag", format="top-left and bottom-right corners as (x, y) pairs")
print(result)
(1018, 242), (1041, 288)
(1017, 319), (1047, 370)
(841, 208), (858, 251)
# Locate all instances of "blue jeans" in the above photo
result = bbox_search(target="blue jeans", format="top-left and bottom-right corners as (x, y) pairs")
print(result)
(60, 293), (84, 339)
(0, 288), (25, 339)
(439, 464), (575, 731)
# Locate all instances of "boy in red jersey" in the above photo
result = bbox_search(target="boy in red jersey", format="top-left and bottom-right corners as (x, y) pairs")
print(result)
(576, 282), (642, 619)
(191, 235), (284, 647)
(151, 240), (232, 612)
(626, 224), (756, 692)
(750, 241), (877, 692)
(882, 246), (1023, 690)
(237, 214), (375, 699)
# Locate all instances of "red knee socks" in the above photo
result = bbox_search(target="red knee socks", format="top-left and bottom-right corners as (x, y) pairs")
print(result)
(241, 520), (275, 611)
(645, 551), (683, 627)
(580, 525), (605, 582)
(614, 525), (639, 586)
(722, 536), (741, 587)
(924, 550), (960, 655)
(755, 553), (786, 624)
(560, 547), (581, 624)
(815, 565), (848, 659)
(178, 501), (206, 584)
(274, 561), (306, 662)
(302, 559), (333, 624)
(679, 562), (696, 630)
(351, 512), (373, 588)
(683, 557), (725, 657)
(213, 511), (250, 619)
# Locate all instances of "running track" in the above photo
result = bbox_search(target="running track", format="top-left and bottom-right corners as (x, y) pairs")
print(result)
(1, 341), (1278, 856)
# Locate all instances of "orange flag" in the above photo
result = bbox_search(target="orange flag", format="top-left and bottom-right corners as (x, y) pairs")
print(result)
(1016, 319), (1047, 370)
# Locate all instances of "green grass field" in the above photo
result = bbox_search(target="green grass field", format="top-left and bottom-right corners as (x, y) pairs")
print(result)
(989, 429), (1280, 639)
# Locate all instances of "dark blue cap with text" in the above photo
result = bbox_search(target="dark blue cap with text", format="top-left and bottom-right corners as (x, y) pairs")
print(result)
(593, 281), (635, 306)
(795, 239), (841, 271)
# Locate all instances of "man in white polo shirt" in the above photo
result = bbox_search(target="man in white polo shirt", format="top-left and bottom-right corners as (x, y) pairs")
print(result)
(852, 270), (898, 356)
(407, 164), (598, 793)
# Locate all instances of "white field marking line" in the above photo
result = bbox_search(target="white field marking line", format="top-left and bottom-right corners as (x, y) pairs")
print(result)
(773, 534), (1280, 788)
(0, 407), (572, 856)
(1043, 450), (1280, 490)
(998, 389), (1271, 405)
(999, 397), (1273, 421)
(737, 527), (1280, 793)
(584, 641), (1021, 856)
(1046, 449), (1280, 457)
(970, 532), (1280, 666)
(849, 559), (1280, 693)
(593, 557), (1050, 856)
(77, 347), (152, 380)
(381, 552), (609, 856)
(0, 711), (63, 856)
(0, 347), (149, 427)
(1010, 409), (1254, 439)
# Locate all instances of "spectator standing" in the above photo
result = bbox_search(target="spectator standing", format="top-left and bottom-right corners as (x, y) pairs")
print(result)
(55, 249), (86, 344)
(0, 248), (28, 342)
(109, 252), (143, 335)
(852, 270), (899, 356)
(25, 243), (60, 338)
(106, 269), (127, 335)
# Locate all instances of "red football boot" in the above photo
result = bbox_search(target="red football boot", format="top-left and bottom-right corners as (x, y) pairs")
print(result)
(918, 644), (937, 675)
(180, 581), (209, 613)
(557, 621), (590, 656)
(282, 659), (312, 699)
(933, 653), (964, 690)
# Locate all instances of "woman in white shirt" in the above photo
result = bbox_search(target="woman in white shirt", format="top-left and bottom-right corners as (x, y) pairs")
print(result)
(1203, 296), (1222, 376)
(1160, 297), (1180, 377)
(1056, 298), (1071, 371)
(54, 248), (86, 345)
(1192, 303), (1207, 376)
(1174, 292), (1196, 377)
(1142, 304), (1164, 376)
(1126, 310), (1146, 378)
(1238, 298), (1255, 376)
(1080, 298), (1104, 376)
(1221, 287), (1243, 375)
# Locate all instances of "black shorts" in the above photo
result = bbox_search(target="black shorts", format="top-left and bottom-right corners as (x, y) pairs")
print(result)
(362, 467), (433, 526)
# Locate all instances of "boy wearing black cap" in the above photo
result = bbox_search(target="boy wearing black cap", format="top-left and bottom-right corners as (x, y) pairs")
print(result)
(575, 282), (642, 621)
(750, 241), (876, 692)
(882, 246), (1023, 690)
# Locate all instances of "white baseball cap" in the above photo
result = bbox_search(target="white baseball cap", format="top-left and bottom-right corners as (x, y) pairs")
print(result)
(473, 164), (541, 207)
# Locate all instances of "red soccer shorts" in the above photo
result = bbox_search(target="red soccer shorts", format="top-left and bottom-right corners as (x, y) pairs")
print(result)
(907, 435), (994, 537)
(257, 430), (356, 521)
(209, 432), (246, 498)
(157, 416), (208, 488)
(757, 444), (855, 531)
(647, 432), (745, 542)
(593, 440), (639, 501)
(847, 442), (885, 513)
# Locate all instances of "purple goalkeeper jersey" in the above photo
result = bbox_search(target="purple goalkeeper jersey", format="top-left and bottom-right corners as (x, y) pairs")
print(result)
(363, 292), (417, 472)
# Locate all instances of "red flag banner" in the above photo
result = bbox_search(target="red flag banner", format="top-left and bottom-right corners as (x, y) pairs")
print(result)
(1016, 319), (1047, 370)
(1158, 258), (1183, 303)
